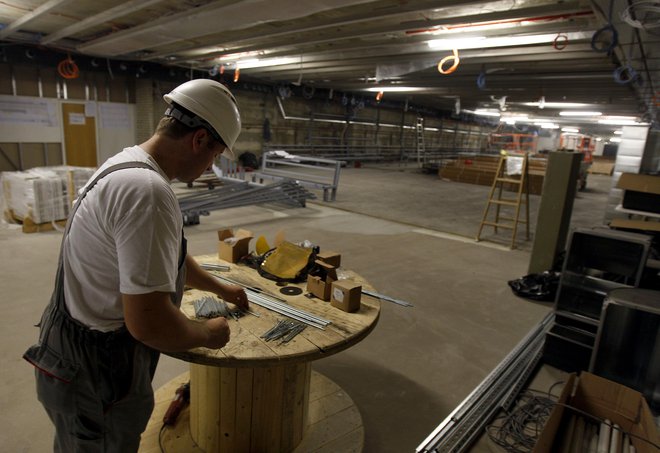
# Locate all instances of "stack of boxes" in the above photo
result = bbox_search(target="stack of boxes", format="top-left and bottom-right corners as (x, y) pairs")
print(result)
(306, 250), (362, 313)
(2, 166), (95, 225)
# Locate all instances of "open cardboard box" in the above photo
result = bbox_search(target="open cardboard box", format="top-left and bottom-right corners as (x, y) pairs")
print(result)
(317, 250), (341, 268)
(306, 260), (337, 301)
(533, 372), (660, 453)
(218, 228), (253, 263)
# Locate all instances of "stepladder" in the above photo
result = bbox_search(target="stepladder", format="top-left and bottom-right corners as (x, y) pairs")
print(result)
(475, 153), (530, 249)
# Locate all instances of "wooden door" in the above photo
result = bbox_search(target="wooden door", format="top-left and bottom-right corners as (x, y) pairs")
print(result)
(62, 103), (97, 167)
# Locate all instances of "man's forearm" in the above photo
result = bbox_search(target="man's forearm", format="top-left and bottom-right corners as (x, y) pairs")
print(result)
(185, 255), (233, 295)
(123, 292), (212, 352)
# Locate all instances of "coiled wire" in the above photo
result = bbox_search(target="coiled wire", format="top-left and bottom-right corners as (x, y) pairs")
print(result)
(486, 389), (558, 452)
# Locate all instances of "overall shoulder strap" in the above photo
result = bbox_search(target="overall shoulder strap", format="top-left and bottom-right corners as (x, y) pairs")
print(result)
(64, 161), (156, 236)
(50, 161), (159, 314)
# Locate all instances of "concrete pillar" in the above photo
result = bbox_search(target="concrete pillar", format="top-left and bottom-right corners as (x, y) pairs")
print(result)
(528, 151), (583, 274)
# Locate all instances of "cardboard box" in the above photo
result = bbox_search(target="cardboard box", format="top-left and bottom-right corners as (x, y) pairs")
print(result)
(330, 280), (362, 312)
(317, 250), (341, 268)
(306, 260), (337, 301)
(217, 228), (253, 263)
(610, 218), (660, 233)
(617, 173), (660, 214)
(533, 372), (660, 453)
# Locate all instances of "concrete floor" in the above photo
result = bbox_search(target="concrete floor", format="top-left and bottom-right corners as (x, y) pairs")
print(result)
(0, 165), (612, 452)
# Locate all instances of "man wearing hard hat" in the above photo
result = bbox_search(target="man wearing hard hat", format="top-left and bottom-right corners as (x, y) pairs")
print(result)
(23, 79), (248, 452)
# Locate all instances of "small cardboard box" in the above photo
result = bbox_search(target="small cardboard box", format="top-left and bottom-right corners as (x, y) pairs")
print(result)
(533, 372), (660, 453)
(330, 280), (362, 313)
(616, 173), (660, 214)
(317, 250), (341, 268)
(217, 228), (253, 263)
(306, 260), (338, 301)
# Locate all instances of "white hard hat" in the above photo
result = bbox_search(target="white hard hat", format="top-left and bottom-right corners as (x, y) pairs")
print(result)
(164, 79), (241, 160)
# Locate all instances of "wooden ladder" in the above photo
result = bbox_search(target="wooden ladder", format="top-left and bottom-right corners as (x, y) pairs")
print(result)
(476, 153), (530, 249)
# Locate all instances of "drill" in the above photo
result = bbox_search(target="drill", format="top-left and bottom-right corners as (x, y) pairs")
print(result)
(163, 381), (190, 426)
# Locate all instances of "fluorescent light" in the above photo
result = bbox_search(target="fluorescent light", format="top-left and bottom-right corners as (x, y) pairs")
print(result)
(501, 115), (528, 124)
(598, 119), (640, 125)
(523, 102), (590, 108)
(609, 137), (622, 142)
(559, 111), (602, 116)
(561, 128), (580, 133)
(534, 122), (559, 129)
(613, 130), (623, 135)
(217, 51), (261, 62)
(365, 87), (426, 92)
(235, 57), (297, 69)
(427, 35), (486, 49)
(427, 31), (592, 51)
(474, 109), (501, 117)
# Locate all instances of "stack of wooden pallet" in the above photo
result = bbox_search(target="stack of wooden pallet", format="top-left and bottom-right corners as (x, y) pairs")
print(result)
(439, 154), (547, 194)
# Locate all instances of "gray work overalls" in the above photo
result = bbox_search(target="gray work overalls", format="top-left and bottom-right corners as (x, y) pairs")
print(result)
(23, 162), (187, 453)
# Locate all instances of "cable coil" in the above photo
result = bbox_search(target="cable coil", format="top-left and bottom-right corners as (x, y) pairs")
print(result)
(438, 49), (460, 75)
(621, 1), (660, 29)
(57, 55), (79, 79)
(591, 0), (619, 54)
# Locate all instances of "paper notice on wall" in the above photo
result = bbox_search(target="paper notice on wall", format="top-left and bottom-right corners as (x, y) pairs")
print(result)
(506, 156), (524, 175)
(0, 96), (58, 127)
(84, 102), (96, 117)
(68, 112), (86, 125)
(99, 103), (130, 129)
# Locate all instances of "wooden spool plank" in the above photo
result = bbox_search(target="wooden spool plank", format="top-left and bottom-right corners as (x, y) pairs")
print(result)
(234, 367), (254, 449)
(219, 367), (237, 451)
(249, 366), (285, 452)
(139, 370), (364, 453)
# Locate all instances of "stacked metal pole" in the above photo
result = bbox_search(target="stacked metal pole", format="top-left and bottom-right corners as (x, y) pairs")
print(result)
(178, 180), (316, 220)
(214, 274), (330, 330)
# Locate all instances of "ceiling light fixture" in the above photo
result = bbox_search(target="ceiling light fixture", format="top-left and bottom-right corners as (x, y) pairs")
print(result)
(598, 119), (642, 125)
(427, 31), (593, 51)
(501, 115), (529, 124)
(523, 101), (590, 108)
(613, 130), (623, 135)
(609, 137), (622, 142)
(534, 122), (559, 129)
(474, 109), (501, 117)
(559, 111), (602, 116)
(561, 127), (580, 133)
(365, 87), (426, 92)
(231, 57), (297, 69)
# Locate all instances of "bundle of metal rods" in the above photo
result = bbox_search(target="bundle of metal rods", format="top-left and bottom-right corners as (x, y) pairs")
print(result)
(178, 180), (316, 218)
(214, 275), (331, 330)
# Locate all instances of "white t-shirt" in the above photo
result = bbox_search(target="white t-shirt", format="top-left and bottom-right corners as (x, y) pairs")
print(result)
(63, 146), (183, 332)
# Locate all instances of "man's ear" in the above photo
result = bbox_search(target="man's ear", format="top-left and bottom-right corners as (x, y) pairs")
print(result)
(191, 128), (211, 152)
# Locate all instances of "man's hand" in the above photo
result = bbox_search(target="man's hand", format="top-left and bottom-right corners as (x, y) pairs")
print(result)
(204, 317), (231, 349)
(184, 256), (249, 311)
(220, 285), (249, 312)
